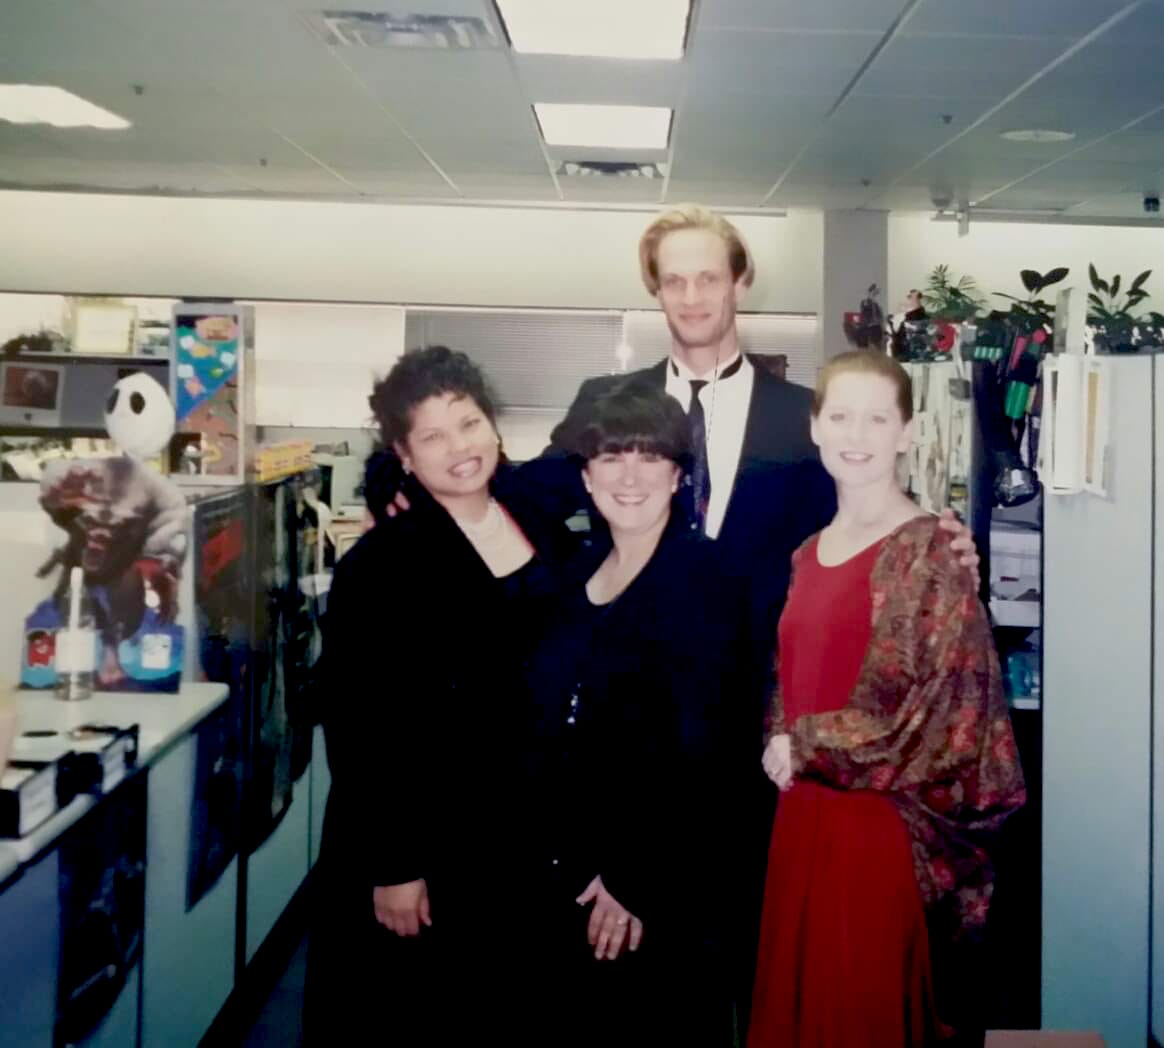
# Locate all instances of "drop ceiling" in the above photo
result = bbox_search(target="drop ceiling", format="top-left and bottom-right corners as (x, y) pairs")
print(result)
(1, 0), (1162, 219)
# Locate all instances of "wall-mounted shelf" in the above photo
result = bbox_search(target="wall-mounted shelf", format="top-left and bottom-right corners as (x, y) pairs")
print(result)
(11, 352), (168, 366)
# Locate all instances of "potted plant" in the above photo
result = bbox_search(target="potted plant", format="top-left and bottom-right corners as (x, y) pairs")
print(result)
(1087, 265), (1152, 353)
(993, 267), (1070, 335)
(923, 264), (982, 322)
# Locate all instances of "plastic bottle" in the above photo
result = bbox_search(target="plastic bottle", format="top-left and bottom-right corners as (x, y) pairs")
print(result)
(55, 567), (97, 702)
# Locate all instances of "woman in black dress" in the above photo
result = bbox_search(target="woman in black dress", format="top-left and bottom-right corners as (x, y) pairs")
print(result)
(524, 382), (752, 1046)
(303, 345), (574, 1045)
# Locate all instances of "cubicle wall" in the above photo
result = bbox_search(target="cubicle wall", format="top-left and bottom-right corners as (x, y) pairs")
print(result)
(1044, 355), (1153, 1047)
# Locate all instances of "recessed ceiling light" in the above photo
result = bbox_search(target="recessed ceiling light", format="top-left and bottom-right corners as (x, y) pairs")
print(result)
(1000, 129), (1076, 143)
(0, 85), (131, 129)
(534, 103), (672, 149)
(496, 0), (690, 59)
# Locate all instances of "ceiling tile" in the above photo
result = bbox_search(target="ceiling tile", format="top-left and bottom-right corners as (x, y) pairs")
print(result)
(560, 178), (664, 204)
(902, 0), (1132, 39)
(662, 178), (772, 206)
(854, 35), (1070, 99)
(700, 0), (903, 34)
(690, 28), (880, 97)
(765, 183), (871, 208)
(445, 172), (559, 199)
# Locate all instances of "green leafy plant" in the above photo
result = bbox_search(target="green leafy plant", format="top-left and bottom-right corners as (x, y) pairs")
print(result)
(922, 264), (982, 321)
(993, 267), (1070, 331)
(1087, 265), (1152, 348)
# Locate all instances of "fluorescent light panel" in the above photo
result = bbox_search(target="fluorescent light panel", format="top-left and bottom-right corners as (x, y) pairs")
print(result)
(496, 0), (690, 59)
(535, 103), (671, 149)
(0, 85), (131, 129)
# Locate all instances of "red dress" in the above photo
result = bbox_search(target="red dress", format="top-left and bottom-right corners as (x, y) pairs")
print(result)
(748, 535), (939, 1047)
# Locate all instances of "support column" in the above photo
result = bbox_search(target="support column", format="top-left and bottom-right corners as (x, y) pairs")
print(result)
(821, 209), (889, 360)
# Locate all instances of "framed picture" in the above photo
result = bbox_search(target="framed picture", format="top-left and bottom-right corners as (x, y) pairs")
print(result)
(68, 299), (137, 355)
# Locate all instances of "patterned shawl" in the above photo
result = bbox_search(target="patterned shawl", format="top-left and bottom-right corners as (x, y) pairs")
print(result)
(767, 516), (1027, 938)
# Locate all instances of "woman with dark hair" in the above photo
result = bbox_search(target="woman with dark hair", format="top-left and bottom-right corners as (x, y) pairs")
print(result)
(524, 379), (749, 1046)
(303, 345), (575, 1045)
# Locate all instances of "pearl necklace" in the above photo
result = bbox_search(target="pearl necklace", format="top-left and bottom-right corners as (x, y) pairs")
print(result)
(454, 497), (505, 542)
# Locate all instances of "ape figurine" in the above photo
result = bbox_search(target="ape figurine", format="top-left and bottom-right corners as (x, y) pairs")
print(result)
(30, 373), (188, 690)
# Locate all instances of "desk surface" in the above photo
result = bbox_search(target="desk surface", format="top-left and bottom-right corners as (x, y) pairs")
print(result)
(0, 681), (230, 886)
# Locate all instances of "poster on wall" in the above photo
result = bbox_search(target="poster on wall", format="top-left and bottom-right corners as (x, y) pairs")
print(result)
(246, 480), (293, 852)
(187, 490), (247, 909)
(171, 306), (247, 479)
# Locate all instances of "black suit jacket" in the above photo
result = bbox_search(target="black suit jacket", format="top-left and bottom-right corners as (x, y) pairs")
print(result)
(549, 356), (818, 476)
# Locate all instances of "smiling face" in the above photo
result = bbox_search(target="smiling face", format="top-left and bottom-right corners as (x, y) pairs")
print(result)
(811, 371), (912, 490)
(396, 392), (499, 505)
(654, 228), (747, 354)
(583, 449), (680, 538)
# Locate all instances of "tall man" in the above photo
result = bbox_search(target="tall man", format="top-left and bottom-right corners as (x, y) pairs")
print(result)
(549, 205), (821, 544)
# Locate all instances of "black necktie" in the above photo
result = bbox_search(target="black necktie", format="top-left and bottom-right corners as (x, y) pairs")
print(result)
(689, 379), (711, 529)
(671, 356), (744, 533)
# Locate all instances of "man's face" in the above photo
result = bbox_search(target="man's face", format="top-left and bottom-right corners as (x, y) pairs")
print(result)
(654, 228), (746, 353)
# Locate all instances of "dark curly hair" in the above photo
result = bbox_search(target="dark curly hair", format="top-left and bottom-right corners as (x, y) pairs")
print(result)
(369, 345), (499, 448)
(566, 379), (692, 471)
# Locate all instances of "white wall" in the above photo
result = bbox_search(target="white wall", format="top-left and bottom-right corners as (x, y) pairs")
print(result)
(0, 191), (822, 315)
(889, 214), (1164, 321)
(252, 302), (405, 429)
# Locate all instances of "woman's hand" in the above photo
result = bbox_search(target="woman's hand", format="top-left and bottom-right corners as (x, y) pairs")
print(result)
(373, 879), (431, 937)
(937, 507), (980, 588)
(576, 876), (643, 961)
(762, 734), (794, 791)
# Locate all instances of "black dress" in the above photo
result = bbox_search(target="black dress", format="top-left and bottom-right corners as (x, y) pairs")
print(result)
(303, 468), (573, 1046)
(522, 516), (755, 1047)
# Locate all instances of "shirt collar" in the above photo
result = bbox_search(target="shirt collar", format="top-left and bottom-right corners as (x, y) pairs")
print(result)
(668, 350), (745, 385)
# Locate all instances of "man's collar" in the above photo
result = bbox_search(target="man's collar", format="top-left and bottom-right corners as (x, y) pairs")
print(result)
(669, 350), (745, 384)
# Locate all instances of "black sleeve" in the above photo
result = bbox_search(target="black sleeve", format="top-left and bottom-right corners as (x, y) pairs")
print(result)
(362, 450), (404, 528)
(512, 456), (589, 526)
(545, 376), (608, 456)
(320, 530), (430, 887)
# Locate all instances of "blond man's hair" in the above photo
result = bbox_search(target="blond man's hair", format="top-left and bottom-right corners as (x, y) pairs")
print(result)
(638, 204), (755, 296)
(812, 350), (914, 422)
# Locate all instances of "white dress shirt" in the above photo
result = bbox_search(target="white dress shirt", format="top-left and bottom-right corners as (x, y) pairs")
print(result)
(663, 351), (755, 540)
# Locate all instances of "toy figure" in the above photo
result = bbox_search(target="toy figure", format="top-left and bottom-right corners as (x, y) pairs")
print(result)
(28, 373), (188, 690)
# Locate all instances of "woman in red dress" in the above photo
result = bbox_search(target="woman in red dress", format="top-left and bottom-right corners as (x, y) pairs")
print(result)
(748, 351), (1026, 1046)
